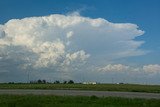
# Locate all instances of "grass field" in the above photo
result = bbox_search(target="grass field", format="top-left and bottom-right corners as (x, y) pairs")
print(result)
(0, 95), (160, 107)
(0, 83), (160, 93)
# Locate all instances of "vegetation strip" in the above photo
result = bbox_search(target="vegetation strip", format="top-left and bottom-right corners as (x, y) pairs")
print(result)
(0, 83), (160, 93)
(0, 95), (160, 107)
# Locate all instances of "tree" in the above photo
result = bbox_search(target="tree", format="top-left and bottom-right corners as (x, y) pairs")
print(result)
(63, 80), (67, 84)
(42, 80), (46, 84)
(54, 80), (60, 84)
(37, 79), (42, 83)
(68, 80), (74, 84)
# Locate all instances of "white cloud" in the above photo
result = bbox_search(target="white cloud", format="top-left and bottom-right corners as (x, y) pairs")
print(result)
(0, 26), (5, 38)
(0, 13), (146, 76)
(66, 31), (74, 38)
(33, 40), (65, 68)
(63, 50), (90, 66)
(98, 64), (160, 75)
(143, 64), (160, 73)
(98, 64), (129, 72)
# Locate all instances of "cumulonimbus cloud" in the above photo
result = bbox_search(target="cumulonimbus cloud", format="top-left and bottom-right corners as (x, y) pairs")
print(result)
(0, 13), (146, 73)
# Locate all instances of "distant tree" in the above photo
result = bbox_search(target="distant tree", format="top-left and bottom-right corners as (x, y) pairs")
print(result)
(42, 80), (46, 84)
(63, 80), (67, 84)
(8, 82), (14, 84)
(54, 80), (60, 84)
(37, 79), (42, 83)
(30, 81), (34, 84)
(68, 80), (74, 84)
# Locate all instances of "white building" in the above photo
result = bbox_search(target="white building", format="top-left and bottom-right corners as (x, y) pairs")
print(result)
(83, 82), (97, 85)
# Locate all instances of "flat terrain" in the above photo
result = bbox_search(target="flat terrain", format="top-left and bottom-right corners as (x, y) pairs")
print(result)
(0, 95), (160, 107)
(0, 83), (160, 93)
(1, 84), (160, 106)
(0, 89), (160, 99)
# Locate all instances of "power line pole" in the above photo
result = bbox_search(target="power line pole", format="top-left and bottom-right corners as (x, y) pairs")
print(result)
(27, 70), (30, 83)
(112, 77), (114, 84)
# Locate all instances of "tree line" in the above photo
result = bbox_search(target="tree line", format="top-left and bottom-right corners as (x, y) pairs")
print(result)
(29, 79), (74, 84)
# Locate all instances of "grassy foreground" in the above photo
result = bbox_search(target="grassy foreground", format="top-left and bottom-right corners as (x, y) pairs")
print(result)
(0, 95), (160, 107)
(0, 83), (160, 93)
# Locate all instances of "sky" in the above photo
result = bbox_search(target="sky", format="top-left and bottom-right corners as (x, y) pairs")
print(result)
(0, 0), (160, 84)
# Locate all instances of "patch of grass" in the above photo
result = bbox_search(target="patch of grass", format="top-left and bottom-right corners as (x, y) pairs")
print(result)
(0, 83), (160, 93)
(0, 95), (160, 107)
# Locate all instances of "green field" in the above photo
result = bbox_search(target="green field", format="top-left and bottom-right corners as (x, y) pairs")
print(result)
(0, 95), (160, 107)
(0, 83), (160, 93)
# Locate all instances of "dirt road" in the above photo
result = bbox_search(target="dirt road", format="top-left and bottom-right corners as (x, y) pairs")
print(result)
(0, 89), (160, 99)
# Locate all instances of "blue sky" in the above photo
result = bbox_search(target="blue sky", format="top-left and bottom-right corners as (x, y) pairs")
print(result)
(0, 0), (160, 84)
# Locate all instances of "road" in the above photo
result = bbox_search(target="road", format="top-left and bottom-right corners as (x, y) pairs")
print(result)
(0, 89), (160, 99)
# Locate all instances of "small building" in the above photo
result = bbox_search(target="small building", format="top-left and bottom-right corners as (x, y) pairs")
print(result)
(83, 82), (97, 85)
